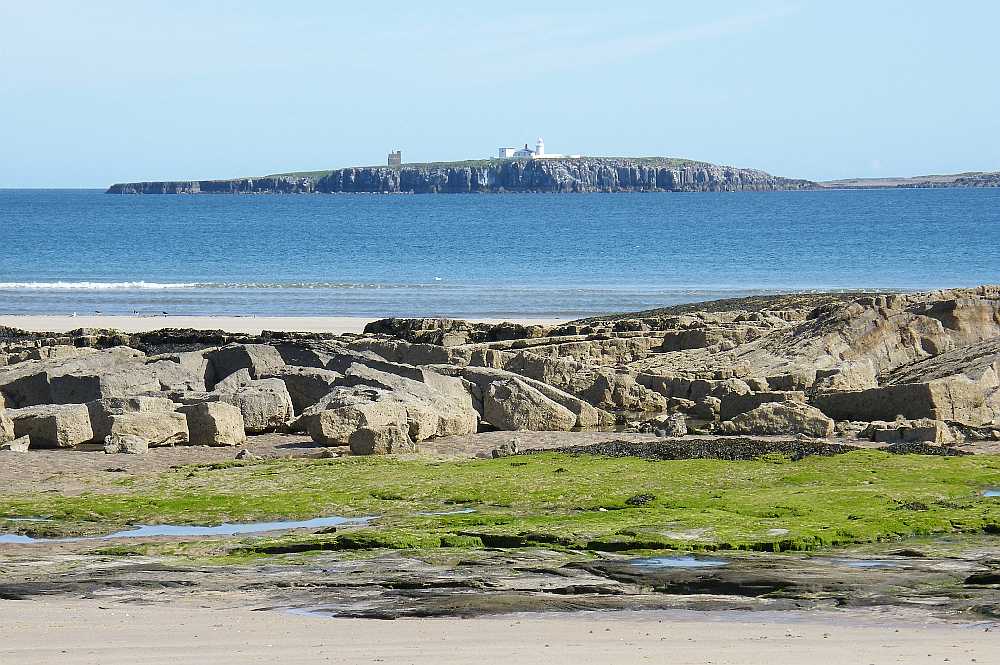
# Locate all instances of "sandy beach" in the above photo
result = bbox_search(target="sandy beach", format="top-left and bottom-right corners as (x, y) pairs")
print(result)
(1, 598), (994, 665)
(0, 315), (565, 335)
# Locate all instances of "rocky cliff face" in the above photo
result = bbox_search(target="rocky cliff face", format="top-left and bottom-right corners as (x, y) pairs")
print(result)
(106, 159), (816, 194)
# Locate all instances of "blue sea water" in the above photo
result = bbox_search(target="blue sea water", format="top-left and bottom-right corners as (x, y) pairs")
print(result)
(1, 188), (998, 318)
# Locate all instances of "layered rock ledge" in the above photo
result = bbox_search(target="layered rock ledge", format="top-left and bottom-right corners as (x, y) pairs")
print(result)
(2, 285), (999, 457)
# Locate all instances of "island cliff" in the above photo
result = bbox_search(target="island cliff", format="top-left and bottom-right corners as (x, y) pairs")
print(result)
(106, 158), (816, 194)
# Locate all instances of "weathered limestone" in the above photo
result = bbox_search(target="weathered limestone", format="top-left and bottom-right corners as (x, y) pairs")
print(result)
(103, 433), (149, 455)
(9, 404), (95, 448)
(107, 411), (189, 447)
(0, 394), (13, 443)
(446, 365), (613, 429)
(303, 387), (410, 446)
(719, 391), (807, 422)
(332, 362), (478, 441)
(0, 346), (148, 407)
(86, 396), (178, 441)
(262, 366), (342, 413)
(177, 402), (246, 446)
(656, 413), (688, 437)
(144, 350), (215, 391)
(215, 378), (294, 433)
(349, 426), (416, 455)
(860, 418), (957, 445)
(720, 401), (835, 438)
(214, 368), (253, 392)
(207, 344), (286, 384)
(812, 376), (993, 426)
(483, 378), (577, 432)
(2, 435), (31, 452)
(500, 351), (665, 413)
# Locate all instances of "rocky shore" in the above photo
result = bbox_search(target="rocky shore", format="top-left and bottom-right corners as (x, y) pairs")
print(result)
(106, 157), (816, 194)
(2, 285), (999, 457)
(2, 288), (999, 630)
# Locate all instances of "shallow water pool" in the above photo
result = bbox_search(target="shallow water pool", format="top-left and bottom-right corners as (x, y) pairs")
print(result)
(629, 556), (729, 569)
(0, 515), (370, 544)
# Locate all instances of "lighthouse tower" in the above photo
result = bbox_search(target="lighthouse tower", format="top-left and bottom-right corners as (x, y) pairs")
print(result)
(535, 137), (545, 157)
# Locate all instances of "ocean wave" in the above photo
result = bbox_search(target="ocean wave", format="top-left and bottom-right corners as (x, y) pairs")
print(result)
(0, 280), (458, 291)
(0, 281), (199, 290)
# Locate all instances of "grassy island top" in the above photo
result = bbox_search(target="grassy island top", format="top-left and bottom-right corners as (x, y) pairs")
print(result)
(266, 157), (713, 180)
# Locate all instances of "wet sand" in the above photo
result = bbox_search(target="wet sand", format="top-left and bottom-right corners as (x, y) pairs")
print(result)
(1, 598), (994, 665)
(0, 315), (564, 335)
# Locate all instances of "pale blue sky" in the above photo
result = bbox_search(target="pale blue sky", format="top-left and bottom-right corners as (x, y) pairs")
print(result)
(2, 1), (998, 187)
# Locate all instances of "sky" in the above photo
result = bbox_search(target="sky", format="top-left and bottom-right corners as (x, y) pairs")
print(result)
(2, 1), (999, 187)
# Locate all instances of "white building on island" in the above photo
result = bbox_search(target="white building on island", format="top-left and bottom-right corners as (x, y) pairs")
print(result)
(497, 138), (580, 160)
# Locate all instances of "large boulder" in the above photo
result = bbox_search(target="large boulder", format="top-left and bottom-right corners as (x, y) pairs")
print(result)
(213, 368), (253, 392)
(860, 418), (958, 445)
(719, 391), (806, 421)
(47, 366), (161, 404)
(503, 351), (665, 413)
(177, 402), (246, 446)
(0, 346), (149, 407)
(206, 344), (286, 384)
(2, 435), (31, 452)
(303, 387), (409, 446)
(349, 426), (416, 455)
(107, 411), (189, 447)
(262, 366), (342, 413)
(441, 365), (614, 429)
(103, 433), (149, 455)
(215, 378), (294, 433)
(0, 394), (13, 443)
(719, 401), (835, 438)
(86, 396), (178, 441)
(812, 376), (994, 426)
(9, 404), (95, 448)
(144, 351), (215, 392)
(335, 362), (478, 440)
(482, 378), (577, 431)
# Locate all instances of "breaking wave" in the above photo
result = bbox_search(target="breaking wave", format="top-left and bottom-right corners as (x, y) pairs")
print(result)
(0, 281), (199, 290)
(0, 281), (458, 291)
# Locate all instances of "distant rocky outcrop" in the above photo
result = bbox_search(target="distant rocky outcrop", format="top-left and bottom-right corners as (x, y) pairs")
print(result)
(822, 171), (1000, 189)
(106, 158), (816, 195)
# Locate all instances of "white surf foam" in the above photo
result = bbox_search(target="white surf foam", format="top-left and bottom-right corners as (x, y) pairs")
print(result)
(0, 281), (199, 290)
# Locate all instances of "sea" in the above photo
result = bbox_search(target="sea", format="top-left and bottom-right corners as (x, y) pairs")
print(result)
(1, 188), (998, 319)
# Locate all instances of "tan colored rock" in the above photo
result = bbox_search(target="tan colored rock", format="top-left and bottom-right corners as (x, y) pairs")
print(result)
(178, 402), (246, 446)
(214, 368), (253, 392)
(0, 394), (13, 443)
(216, 378), (294, 433)
(2, 435), (31, 452)
(449, 365), (612, 429)
(812, 376), (993, 426)
(720, 401), (834, 438)
(303, 388), (410, 446)
(107, 411), (188, 447)
(334, 363), (479, 440)
(207, 344), (286, 383)
(103, 433), (149, 455)
(861, 418), (957, 445)
(9, 404), (94, 448)
(719, 391), (806, 421)
(86, 396), (178, 441)
(262, 366), (342, 412)
(349, 426), (416, 455)
(483, 378), (577, 431)
(145, 350), (215, 392)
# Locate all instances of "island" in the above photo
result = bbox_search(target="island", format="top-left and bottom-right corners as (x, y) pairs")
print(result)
(106, 157), (816, 194)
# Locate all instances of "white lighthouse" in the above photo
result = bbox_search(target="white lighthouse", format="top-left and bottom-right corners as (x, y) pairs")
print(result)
(496, 137), (580, 159)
